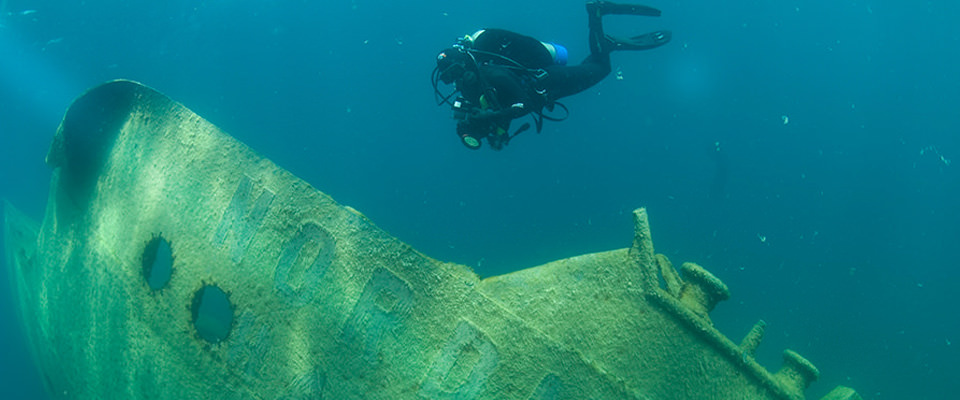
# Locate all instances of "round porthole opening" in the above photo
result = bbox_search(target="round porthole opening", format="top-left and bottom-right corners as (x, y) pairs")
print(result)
(191, 284), (234, 344)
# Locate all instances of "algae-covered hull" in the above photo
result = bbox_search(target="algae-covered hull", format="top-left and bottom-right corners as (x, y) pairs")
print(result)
(3, 80), (861, 399)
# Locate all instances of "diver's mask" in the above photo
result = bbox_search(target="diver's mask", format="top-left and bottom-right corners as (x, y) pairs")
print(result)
(436, 48), (469, 84)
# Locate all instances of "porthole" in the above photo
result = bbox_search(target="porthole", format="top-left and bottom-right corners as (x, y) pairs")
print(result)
(191, 285), (234, 344)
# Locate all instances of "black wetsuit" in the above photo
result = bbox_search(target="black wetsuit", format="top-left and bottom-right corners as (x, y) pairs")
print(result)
(455, 28), (613, 147)
(464, 28), (612, 114)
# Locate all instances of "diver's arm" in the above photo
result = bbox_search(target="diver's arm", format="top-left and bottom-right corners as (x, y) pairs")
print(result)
(467, 67), (533, 121)
(468, 103), (526, 121)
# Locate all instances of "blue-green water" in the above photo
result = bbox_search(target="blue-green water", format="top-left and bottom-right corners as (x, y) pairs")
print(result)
(1, 1), (957, 398)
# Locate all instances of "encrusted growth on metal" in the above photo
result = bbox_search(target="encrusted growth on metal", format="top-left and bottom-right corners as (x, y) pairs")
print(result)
(3, 80), (860, 399)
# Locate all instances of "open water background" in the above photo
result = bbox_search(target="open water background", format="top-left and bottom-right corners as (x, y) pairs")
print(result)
(1, 1), (957, 398)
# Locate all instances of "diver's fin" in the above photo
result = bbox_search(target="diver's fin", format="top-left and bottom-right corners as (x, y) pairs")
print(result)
(587, 1), (661, 17)
(605, 30), (672, 52)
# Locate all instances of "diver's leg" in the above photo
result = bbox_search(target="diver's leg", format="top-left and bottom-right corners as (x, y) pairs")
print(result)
(541, 53), (611, 100)
(545, 1), (670, 101)
(540, 2), (623, 100)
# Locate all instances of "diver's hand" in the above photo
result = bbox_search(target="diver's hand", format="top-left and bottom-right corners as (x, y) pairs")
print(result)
(503, 103), (526, 118)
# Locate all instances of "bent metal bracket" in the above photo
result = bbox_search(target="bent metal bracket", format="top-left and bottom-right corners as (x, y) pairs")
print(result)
(3, 80), (862, 400)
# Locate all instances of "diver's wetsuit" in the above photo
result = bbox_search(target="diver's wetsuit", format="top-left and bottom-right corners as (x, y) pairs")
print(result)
(464, 26), (612, 118)
(442, 1), (670, 150)
(452, 28), (613, 150)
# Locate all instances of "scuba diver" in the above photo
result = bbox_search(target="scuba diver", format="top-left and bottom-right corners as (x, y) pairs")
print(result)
(432, 1), (671, 150)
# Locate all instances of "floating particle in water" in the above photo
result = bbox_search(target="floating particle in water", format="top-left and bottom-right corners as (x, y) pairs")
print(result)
(920, 146), (951, 166)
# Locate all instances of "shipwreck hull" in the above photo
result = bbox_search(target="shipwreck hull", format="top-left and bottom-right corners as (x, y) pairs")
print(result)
(3, 80), (861, 399)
